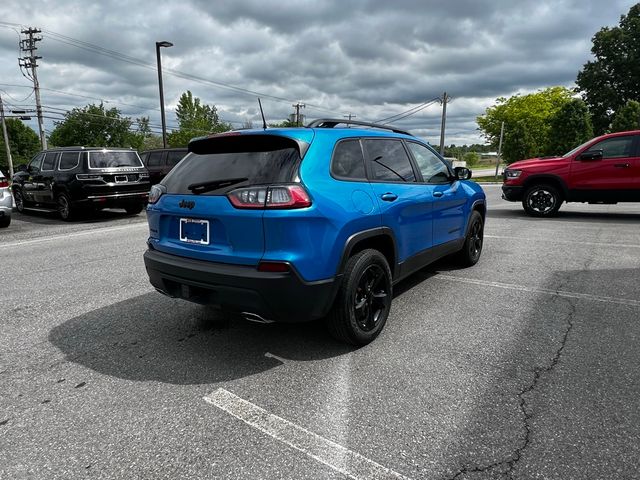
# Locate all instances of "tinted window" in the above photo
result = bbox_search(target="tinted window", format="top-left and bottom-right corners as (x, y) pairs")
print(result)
(407, 142), (450, 183)
(29, 154), (44, 172)
(167, 150), (186, 167)
(147, 151), (164, 167)
(331, 140), (366, 180)
(364, 139), (416, 182)
(59, 152), (80, 170)
(163, 137), (301, 195)
(586, 136), (635, 159)
(89, 151), (142, 168)
(42, 152), (57, 171)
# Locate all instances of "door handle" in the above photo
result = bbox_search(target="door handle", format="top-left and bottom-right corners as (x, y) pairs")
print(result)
(380, 193), (398, 202)
(433, 191), (444, 198)
(614, 163), (630, 168)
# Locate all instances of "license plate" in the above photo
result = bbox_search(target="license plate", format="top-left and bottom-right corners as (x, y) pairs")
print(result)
(115, 175), (128, 183)
(179, 218), (209, 245)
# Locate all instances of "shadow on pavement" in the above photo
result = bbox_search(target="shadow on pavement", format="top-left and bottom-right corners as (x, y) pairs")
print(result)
(488, 207), (640, 223)
(48, 292), (353, 385)
(14, 208), (140, 225)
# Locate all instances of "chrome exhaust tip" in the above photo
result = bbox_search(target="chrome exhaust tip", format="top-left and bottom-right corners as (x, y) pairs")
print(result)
(241, 312), (275, 324)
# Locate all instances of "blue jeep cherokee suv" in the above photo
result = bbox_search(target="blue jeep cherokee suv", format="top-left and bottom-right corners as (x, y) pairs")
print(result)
(143, 119), (486, 345)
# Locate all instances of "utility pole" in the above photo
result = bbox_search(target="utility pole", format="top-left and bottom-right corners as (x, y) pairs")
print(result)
(19, 27), (46, 150)
(495, 121), (505, 178)
(0, 94), (14, 178)
(344, 113), (356, 127)
(439, 91), (449, 155)
(292, 102), (305, 127)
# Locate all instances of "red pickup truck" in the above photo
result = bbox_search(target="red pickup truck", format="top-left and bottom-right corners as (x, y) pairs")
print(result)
(502, 130), (640, 216)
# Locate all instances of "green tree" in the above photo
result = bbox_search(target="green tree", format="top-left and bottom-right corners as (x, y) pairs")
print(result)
(462, 151), (481, 166)
(268, 119), (298, 128)
(477, 86), (574, 164)
(167, 91), (231, 147)
(576, 4), (640, 134)
(0, 119), (40, 172)
(546, 99), (594, 155)
(49, 103), (138, 148)
(610, 100), (640, 132)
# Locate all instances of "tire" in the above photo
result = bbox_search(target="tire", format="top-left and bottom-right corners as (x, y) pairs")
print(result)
(325, 249), (393, 346)
(522, 184), (563, 217)
(13, 189), (26, 213)
(125, 203), (144, 215)
(0, 216), (10, 228)
(454, 210), (484, 267)
(57, 192), (75, 221)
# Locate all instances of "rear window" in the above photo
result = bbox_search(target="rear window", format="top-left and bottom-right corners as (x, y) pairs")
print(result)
(163, 135), (302, 195)
(88, 151), (142, 169)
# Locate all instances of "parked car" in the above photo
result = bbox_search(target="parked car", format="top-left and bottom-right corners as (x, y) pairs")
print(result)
(140, 148), (188, 184)
(502, 130), (640, 216)
(0, 170), (12, 228)
(143, 119), (486, 345)
(12, 147), (150, 220)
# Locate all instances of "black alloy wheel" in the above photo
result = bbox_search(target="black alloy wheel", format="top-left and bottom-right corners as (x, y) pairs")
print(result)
(326, 249), (392, 346)
(353, 264), (389, 332)
(455, 210), (484, 267)
(57, 193), (73, 221)
(14, 189), (25, 213)
(523, 184), (562, 217)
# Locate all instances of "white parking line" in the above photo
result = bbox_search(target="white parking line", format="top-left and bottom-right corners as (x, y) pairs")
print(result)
(485, 234), (640, 249)
(435, 274), (640, 308)
(0, 222), (147, 249)
(204, 388), (411, 480)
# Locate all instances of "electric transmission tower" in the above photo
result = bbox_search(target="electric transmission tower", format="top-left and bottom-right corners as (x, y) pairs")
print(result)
(19, 27), (47, 149)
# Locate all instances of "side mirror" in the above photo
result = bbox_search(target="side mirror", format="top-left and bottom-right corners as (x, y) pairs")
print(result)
(17, 164), (28, 172)
(577, 149), (603, 161)
(454, 167), (472, 180)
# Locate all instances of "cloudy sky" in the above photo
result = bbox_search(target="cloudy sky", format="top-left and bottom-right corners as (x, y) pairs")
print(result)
(0, 0), (636, 146)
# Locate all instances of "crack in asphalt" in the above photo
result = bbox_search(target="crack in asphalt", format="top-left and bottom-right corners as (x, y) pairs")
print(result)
(445, 296), (578, 480)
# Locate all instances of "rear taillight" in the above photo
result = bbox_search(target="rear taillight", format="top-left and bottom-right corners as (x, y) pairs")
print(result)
(0, 179), (9, 188)
(227, 185), (311, 209)
(76, 174), (103, 181)
(148, 184), (166, 204)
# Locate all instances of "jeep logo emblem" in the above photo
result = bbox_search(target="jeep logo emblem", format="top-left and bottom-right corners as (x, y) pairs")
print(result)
(179, 200), (195, 210)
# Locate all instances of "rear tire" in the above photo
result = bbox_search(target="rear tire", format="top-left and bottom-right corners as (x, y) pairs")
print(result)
(57, 192), (75, 221)
(522, 184), (562, 217)
(14, 189), (26, 213)
(0, 216), (10, 228)
(125, 203), (144, 215)
(326, 249), (392, 346)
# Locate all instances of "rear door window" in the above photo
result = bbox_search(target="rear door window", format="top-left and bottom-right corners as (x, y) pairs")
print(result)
(163, 135), (303, 195)
(363, 139), (416, 182)
(167, 150), (186, 167)
(331, 140), (366, 180)
(59, 152), (80, 170)
(147, 151), (164, 167)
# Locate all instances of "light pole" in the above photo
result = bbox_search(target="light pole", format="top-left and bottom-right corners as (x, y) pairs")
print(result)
(155, 41), (173, 148)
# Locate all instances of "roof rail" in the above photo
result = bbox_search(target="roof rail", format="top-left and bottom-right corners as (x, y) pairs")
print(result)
(306, 118), (413, 136)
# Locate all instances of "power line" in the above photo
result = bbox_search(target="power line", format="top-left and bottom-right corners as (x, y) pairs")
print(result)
(375, 98), (440, 124)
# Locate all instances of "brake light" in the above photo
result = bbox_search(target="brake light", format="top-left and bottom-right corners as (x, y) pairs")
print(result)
(0, 179), (9, 188)
(76, 174), (103, 181)
(227, 185), (311, 209)
(148, 184), (166, 204)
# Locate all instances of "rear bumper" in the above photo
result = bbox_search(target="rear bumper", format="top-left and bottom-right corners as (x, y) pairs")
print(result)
(501, 185), (524, 201)
(143, 248), (339, 323)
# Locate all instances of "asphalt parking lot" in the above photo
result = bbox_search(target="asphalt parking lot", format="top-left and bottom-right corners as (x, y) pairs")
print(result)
(1, 185), (639, 479)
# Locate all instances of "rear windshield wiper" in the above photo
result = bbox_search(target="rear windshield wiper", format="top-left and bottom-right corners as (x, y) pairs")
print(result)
(188, 177), (248, 194)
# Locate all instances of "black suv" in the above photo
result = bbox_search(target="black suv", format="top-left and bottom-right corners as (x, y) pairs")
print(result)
(12, 147), (150, 220)
(140, 148), (188, 184)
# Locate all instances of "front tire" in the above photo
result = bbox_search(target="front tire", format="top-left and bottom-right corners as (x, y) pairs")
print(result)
(0, 216), (10, 228)
(454, 210), (484, 267)
(522, 184), (562, 217)
(326, 249), (392, 346)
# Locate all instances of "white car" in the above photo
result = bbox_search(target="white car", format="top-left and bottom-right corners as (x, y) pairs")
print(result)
(0, 170), (12, 228)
